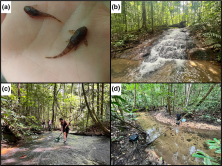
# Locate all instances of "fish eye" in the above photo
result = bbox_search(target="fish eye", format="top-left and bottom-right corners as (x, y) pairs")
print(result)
(24, 6), (30, 11)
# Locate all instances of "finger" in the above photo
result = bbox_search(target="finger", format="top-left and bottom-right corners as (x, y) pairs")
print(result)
(1, 14), (6, 24)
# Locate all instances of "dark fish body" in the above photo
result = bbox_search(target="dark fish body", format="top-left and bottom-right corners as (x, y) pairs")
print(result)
(24, 6), (62, 23)
(46, 26), (88, 59)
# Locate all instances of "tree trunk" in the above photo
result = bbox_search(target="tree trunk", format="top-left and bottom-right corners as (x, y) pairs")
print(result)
(162, 1), (164, 25)
(51, 83), (57, 129)
(82, 84), (110, 135)
(194, 84), (217, 108)
(101, 83), (104, 117)
(122, 1), (127, 32)
(183, 1), (185, 21)
(142, 1), (147, 30)
(133, 83), (136, 109)
(186, 84), (192, 106)
(151, 1), (154, 34)
(92, 83), (95, 116)
(18, 83), (20, 115)
(97, 83), (99, 117)
(167, 84), (171, 115)
(137, 1), (139, 29)
(86, 84), (90, 128)
(179, 1), (180, 23)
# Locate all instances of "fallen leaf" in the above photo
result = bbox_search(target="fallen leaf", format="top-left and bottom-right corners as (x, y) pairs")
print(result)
(20, 155), (27, 159)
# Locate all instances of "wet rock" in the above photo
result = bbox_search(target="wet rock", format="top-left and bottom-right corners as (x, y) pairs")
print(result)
(181, 45), (186, 49)
(144, 56), (158, 63)
(187, 139), (192, 142)
(142, 52), (150, 57)
(189, 48), (207, 60)
(187, 41), (194, 49)
(180, 29), (187, 32)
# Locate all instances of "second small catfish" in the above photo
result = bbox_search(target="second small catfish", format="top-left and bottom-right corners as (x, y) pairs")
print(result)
(45, 26), (88, 59)
(24, 6), (62, 23)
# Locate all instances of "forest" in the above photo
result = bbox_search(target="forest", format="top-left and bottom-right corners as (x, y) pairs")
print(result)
(111, 1), (221, 82)
(111, 83), (221, 165)
(1, 83), (110, 165)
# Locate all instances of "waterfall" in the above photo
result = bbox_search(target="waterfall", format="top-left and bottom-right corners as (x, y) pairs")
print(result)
(138, 28), (193, 79)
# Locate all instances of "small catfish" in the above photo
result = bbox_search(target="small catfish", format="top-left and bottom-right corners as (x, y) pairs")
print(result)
(45, 26), (88, 59)
(24, 5), (62, 23)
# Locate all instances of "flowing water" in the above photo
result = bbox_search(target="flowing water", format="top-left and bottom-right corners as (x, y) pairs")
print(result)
(136, 112), (221, 165)
(1, 131), (110, 165)
(111, 29), (221, 82)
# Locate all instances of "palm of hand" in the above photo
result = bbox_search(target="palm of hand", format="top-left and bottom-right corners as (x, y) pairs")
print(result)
(2, 1), (110, 82)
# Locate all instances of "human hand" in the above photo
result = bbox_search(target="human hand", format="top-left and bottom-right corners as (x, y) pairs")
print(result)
(1, 1), (110, 82)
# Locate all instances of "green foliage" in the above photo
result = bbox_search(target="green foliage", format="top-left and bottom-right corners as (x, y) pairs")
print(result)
(203, 32), (221, 39)
(114, 40), (124, 47)
(192, 138), (221, 165)
(189, 1), (221, 61)
(1, 97), (42, 140)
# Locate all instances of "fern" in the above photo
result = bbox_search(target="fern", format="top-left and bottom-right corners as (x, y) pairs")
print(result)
(203, 39), (215, 45)
(213, 44), (221, 48)
(203, 32), (221, 39)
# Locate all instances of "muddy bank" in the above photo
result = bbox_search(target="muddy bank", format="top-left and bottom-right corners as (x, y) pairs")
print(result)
(111, 116), (168, 165)
(149, 109), (221, 130)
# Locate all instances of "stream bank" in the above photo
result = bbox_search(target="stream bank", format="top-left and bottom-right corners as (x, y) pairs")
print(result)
(111, 108), (221, 165)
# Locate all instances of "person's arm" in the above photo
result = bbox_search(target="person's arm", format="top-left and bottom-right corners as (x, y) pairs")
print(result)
(61, 125), (63, 133)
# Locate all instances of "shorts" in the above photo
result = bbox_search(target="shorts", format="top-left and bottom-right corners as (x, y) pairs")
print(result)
(63, 127), (69, 133)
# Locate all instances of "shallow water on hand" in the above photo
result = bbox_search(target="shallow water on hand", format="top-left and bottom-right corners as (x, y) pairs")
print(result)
(1, 131), (110, 165)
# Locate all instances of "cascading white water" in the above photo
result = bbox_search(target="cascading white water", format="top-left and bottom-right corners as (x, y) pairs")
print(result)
(138, 28), (191, 79)
(111, 28), (221, 82)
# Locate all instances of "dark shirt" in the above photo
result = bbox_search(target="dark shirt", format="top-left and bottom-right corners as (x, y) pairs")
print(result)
(43, 122), (45, 125)
(61, 120), (69, 130)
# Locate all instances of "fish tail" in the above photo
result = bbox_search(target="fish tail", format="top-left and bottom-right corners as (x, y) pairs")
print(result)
(43, 13), (62, 23)
(45, 53), (65, 59)
(52, 16), (62, 23)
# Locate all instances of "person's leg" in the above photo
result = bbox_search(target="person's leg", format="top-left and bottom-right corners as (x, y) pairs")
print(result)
(66, 128), (69, 138)
(63, 132), (66, 141)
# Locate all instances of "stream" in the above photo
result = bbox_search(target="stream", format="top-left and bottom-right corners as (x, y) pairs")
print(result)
(1, 131), (110, 165)
(111, 28), (221, 82)
(136, 112), (221, 165)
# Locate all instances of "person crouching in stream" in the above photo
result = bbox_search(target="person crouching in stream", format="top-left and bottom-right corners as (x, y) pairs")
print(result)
(59, 118), (69, 143)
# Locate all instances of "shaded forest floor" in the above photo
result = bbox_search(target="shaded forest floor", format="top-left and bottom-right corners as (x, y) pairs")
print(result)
(111, 115), (168, 165)
(71, 120), (110, 136)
